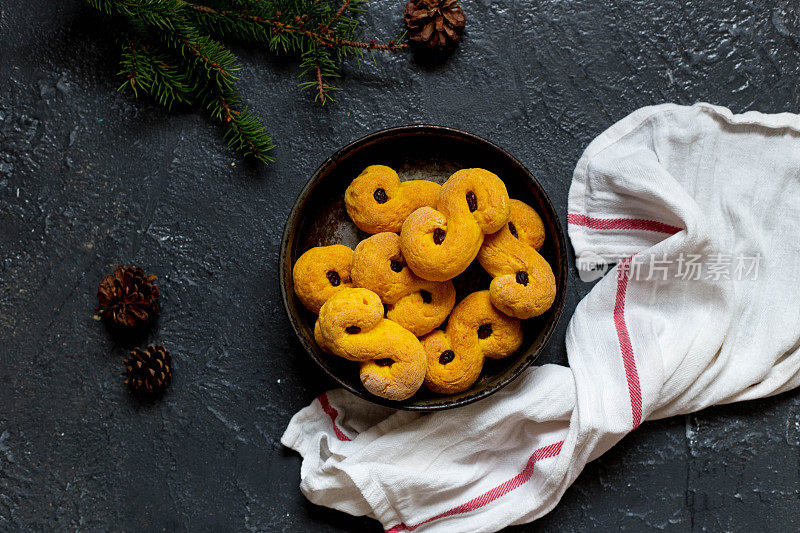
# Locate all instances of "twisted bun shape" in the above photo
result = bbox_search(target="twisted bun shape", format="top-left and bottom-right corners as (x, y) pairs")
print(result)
(292, 244), (353, 313)
(400, 168), (510, 281)
(422, 291), (522, 394)
(477, 200), (556, 318)
(345, 165), (440, 234)
(351, 232), (456, 336)
(315, 288), (427, 400)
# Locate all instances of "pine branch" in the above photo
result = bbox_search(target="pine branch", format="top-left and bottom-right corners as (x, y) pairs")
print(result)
(299, 47), (340, 104)
(86, 0), (408, 165)
(118, 39), (194, 109)
(174, 32), (240, 94)
(225, 108), (275, 163)
(200, 82), (275, 163)
(104, 0), (185, 30)
(182, 3), (407, 54)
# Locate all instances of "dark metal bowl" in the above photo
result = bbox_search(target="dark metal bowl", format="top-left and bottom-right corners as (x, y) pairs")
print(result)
(280, 125), (567, 410)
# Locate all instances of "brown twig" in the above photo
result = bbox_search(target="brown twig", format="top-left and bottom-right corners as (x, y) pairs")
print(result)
(185, 3), (407, 53)
(216, 91), (264, 159)
(218, 94), (236, 123)
(128, 41), (139, 88)
(178, 35), (231, 78)
(315, 62), (326, 104)
(323, 0), (350, 32)
(333, 37), (406, 52)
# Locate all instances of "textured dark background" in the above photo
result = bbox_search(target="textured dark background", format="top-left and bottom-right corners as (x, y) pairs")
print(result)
(1, 0), (799, 531)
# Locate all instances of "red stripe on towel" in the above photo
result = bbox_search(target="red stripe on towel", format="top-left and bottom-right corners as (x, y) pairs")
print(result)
(318, 393), (351, 442)
(567, 213), (682, 235)
(614, 256), (642, 429)
(385, 440), (564, 532)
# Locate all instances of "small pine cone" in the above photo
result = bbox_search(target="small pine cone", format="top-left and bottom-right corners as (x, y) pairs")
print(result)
(124, 345), (173, 397)
(97, 265), (160, 330)
(404, 0), (466, 51)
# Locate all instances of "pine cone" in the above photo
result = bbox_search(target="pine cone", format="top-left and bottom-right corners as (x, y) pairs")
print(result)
(404, 0), (466, 51)
(124, 345), (173, 397)
(97, 265), (160, 330)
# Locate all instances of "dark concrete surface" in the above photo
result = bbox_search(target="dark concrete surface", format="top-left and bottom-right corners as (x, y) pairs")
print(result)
(1, 0), (799, 531)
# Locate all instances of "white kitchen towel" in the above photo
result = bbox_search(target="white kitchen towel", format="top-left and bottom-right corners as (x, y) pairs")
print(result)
(281, 103), (800, 532)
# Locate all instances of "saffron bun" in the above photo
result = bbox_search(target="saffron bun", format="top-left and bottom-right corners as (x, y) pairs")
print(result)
(477, 199), (556, 319)
(292, 244), (353, 314)
(315, 288), (427, 400)
(351, 232), (456, 336)
(421, 290), (522, 395)
(400, 168), (510, 281)
(345, 165), (440, 234)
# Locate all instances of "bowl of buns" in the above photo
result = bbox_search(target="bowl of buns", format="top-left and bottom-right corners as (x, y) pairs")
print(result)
(280, 125), (567, 410)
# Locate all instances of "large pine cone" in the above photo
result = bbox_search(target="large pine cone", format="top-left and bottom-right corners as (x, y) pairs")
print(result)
(124, 345), (173, 397)
(97, 265), (160, 330)
(404, 0), (466, 51)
